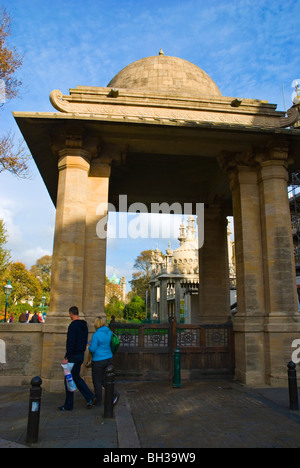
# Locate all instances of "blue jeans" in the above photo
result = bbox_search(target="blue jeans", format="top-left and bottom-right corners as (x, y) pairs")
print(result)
(63, 353), (94, 410)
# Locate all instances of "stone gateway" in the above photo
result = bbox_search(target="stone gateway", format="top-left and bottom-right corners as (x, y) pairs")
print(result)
(0, 51), (299, 389)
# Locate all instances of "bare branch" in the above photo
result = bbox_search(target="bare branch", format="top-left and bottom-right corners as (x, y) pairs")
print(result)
(0, 8), (23, 104)
(0, 131), (31, 178)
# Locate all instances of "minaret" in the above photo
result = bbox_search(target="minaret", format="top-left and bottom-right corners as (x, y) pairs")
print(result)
(186, 215), (197, 241)
(178, 219), (186, 245)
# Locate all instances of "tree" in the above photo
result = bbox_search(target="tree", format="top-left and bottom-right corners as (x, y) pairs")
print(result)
(123, 295), (146, 322)
(4, 262), (42, 307)
(104, 276), (125, 319)
(0, 8), (30, 178)
(129, 249), (154, 301)
(0, 219), (11, 319)
(0, 131), (30, 178)
(105, 297), (124, 320)
(0, 218), (11, 279)
(30, 255), (51, 303)
(105, 276), (123, 304)
(0, 8), (23, 104)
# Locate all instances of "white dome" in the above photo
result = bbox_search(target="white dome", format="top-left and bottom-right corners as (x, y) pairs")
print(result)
(172, 216), (198, 273)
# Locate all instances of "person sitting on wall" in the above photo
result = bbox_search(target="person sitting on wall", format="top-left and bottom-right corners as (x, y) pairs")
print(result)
(30, 311), (40, 323)
(19, 312), (27, 323)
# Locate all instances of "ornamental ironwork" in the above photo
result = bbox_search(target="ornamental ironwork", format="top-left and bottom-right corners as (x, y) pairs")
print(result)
(177, 330), (197, 346)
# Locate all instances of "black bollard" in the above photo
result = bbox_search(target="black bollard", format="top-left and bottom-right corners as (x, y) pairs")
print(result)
(287, 361), (299, 411)
(104, 365), (115, 418)
(173, 347), (182, 388)
(26, 376), (42, 444)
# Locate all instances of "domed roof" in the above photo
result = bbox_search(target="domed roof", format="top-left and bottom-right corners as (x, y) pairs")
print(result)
(172, 216), (198, 274)
(107, 52), (221, 96)
(172, 239), (198, 271)
(109, 269), (120, 285)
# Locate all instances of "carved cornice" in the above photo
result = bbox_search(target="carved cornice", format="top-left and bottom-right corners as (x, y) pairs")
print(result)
(49, 87), (286, 129)
(278, 105), (300, 128)
(50, 89), (71, 113)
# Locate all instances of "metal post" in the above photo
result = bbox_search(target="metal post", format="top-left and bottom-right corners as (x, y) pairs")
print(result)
(287, 361), (299, 410)
(4, 297), (8, 322)
(104, 365), (115, 418)
(26, 376), (42, 444)
(173, 347), (182, 388)
(168, 312), (176, 382)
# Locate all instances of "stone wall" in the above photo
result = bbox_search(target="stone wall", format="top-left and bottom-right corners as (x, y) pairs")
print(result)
(0, 324), (44, 386)
(0, 324), (93, 391)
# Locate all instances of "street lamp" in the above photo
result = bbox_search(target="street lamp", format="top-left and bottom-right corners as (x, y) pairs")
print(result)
(4, 280), (13, 322)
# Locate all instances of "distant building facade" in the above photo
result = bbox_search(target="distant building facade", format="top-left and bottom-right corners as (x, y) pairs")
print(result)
(150, 216), (236, 323)
(107, 269), (126, 303)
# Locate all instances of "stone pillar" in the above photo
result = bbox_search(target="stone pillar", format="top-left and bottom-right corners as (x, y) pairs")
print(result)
(150, 282), (157, 319)
(42, 143), (91, 391)
(48, 147), (90, 324)
(257, 142), (300, 385)
(228, 160), (266, 385)
(159, 278), (168, 322)
(198, 205), (230, 324)
(174, 278), (182, 322)
(221, 144), (300, 387)
(83, 157), (111, 328)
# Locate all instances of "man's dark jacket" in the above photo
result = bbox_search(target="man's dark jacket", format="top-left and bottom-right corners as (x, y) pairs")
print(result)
(65, 320), (88, 360)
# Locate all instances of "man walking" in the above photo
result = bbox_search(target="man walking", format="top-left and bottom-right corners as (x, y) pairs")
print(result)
(59, 306), (95, 411)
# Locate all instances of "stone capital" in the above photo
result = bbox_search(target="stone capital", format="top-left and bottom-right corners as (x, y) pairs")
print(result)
(89, 157), (112, 178)
(51, 127), (101, 160)
(58, 150), (91, 172)
(218, 150), (257, 175)
(228, 163), (259, 192)
(255, 140), (292, 167)
(258, 158), (289, 184)
(99, 143), (127, 164)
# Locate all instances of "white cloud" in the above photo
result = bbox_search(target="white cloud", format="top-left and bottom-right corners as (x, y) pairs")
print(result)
(20, 247), (52, 268)
(0, 199), (23, 246)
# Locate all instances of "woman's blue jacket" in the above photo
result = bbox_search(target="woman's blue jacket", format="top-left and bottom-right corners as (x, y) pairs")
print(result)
(89, 326), (113, 361)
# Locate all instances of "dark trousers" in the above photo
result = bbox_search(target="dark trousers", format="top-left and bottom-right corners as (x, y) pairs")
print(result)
(63, 353), (94, 410)
(92, 358), (118, 406)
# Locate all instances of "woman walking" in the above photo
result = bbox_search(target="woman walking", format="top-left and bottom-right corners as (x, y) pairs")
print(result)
(89, 317), (119, 406)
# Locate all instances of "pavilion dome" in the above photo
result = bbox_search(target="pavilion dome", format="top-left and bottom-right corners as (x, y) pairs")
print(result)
(172, 239), (198, 273)
(107, 51), (221, 96)
(172, 216), (198, 273)
(109, 269), (120, 285)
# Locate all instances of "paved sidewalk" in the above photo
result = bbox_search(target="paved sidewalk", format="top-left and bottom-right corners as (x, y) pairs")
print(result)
(1, 378), (300, 448)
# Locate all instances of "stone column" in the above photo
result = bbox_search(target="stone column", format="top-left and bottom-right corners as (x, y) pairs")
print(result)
(159, 278), (168, 322)
(174, 278), (182, 322)
(227, 159), (266, 385)
(48, 147), (90, 324)
(150, 281), (157, 319)
(42, 142), (90, 391)
(198, 205), (230, 324)
(257, 142), (300, 385)
(83, 157), (111, 328)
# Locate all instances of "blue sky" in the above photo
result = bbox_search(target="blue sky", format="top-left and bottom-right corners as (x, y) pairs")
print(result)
(0, 0), (299, 291)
